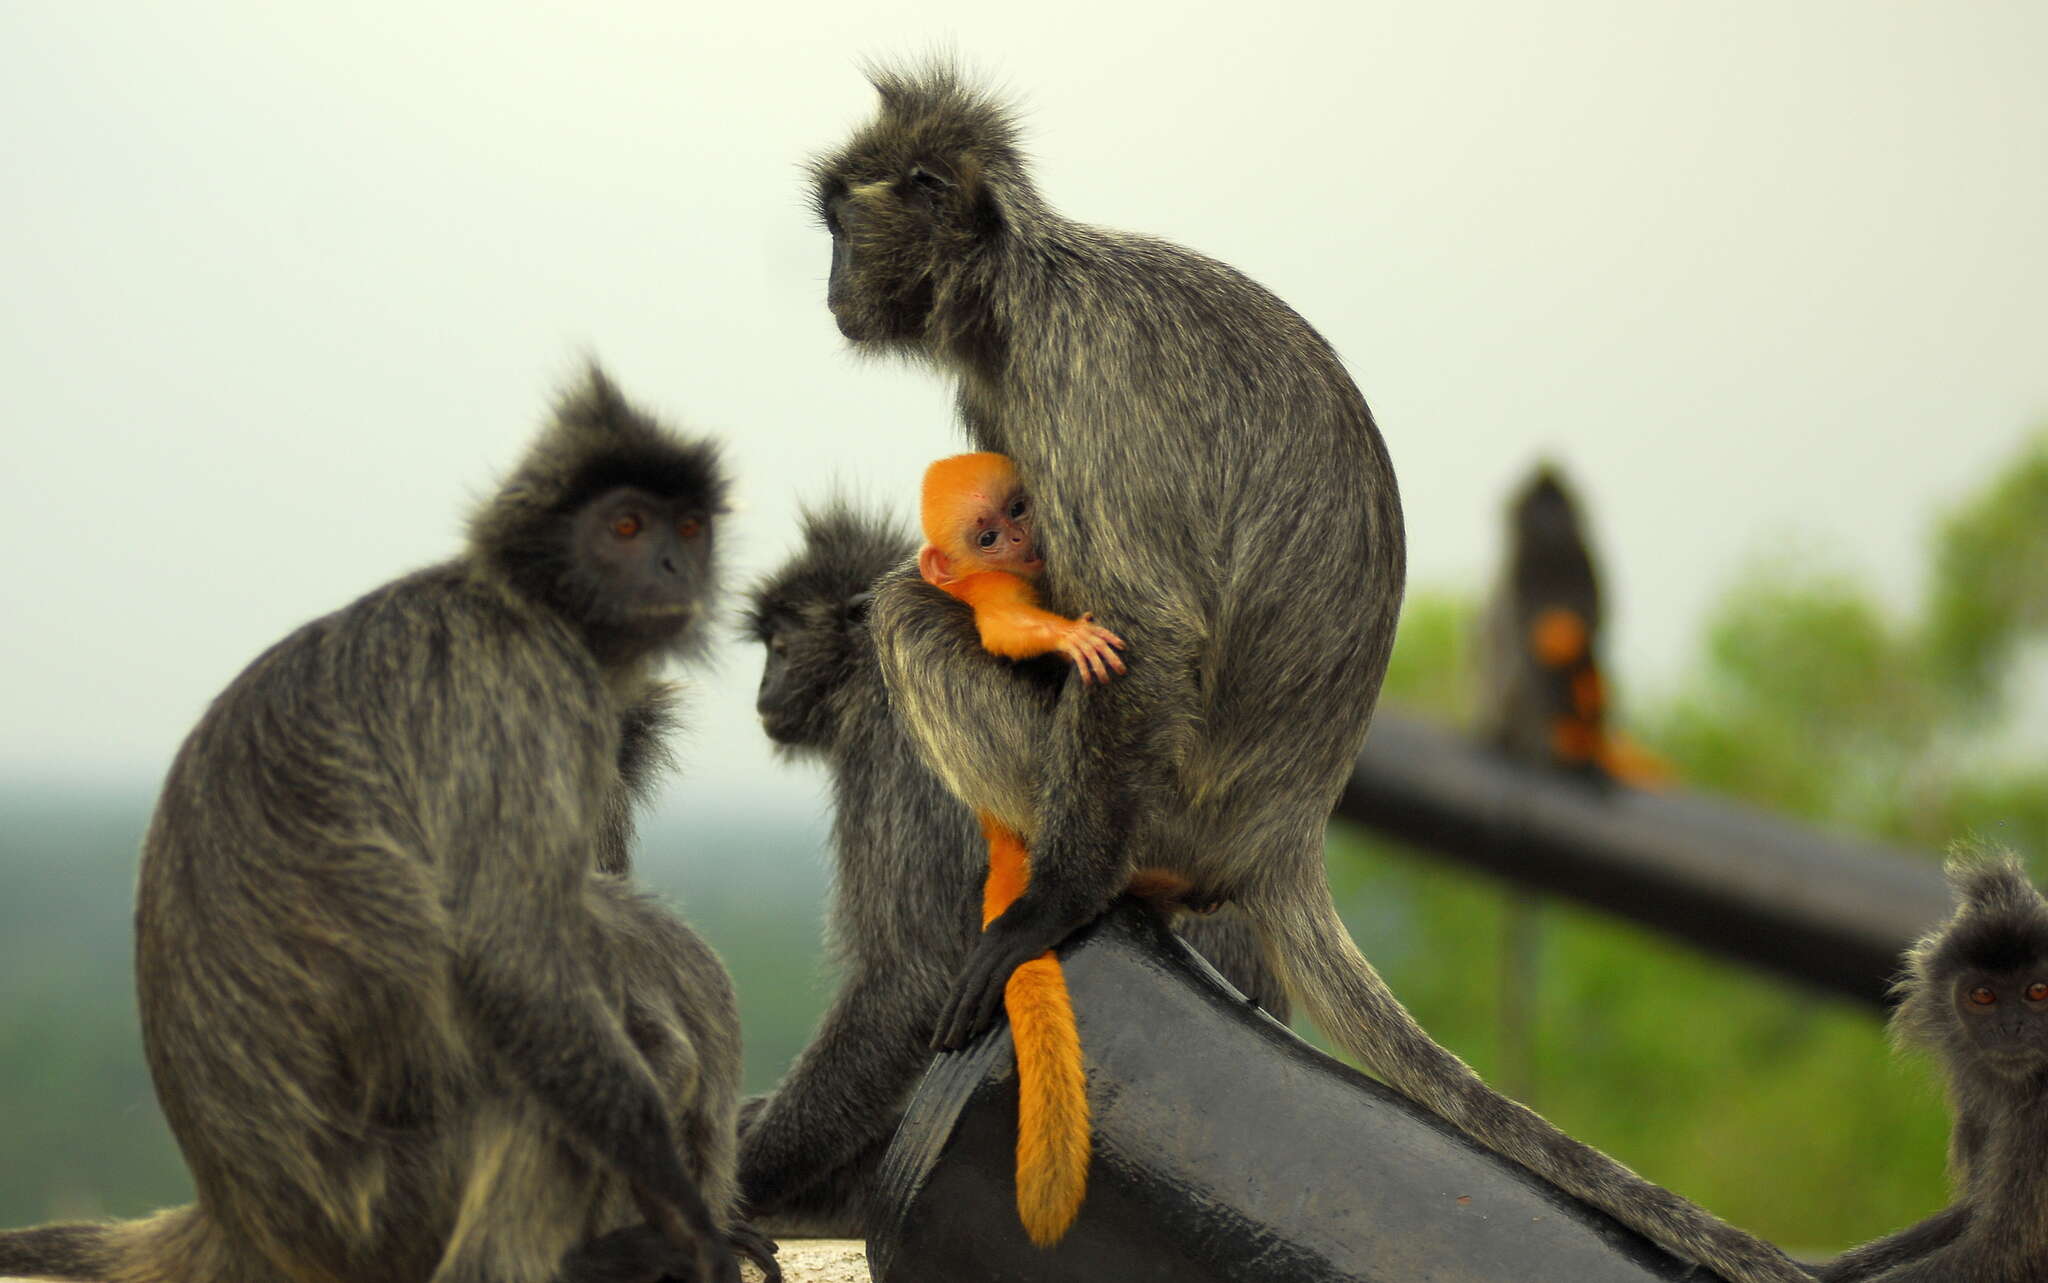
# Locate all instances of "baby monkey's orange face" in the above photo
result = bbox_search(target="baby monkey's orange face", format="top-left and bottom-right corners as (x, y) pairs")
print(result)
(951, 481), (1042, 576)
(920, 452), (1045, 585)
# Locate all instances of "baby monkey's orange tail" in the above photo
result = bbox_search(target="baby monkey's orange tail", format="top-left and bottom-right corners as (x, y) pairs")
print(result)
(978, 814), (1091, 1247)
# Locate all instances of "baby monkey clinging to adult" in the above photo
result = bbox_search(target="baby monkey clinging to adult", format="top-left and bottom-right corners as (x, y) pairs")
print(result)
(1819, 849), (2048, 1282)
(738, 500), (1287, 1244)
(824, 64), (1803, 1283)
(916, 450), (1125, 1245)
(919, 452), (1126, 685)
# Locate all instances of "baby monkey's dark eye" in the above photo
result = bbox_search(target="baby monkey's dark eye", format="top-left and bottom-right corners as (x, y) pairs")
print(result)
(1008, 498), (1028, 519)
(1970, 986), (1998, 1006)
(2027, 982), (2048, 1003)
(978, 529), (1000, 550)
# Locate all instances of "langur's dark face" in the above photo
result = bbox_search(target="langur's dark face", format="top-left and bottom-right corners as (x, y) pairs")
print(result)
(1949, 969), (2048, 1079)
(822, 190), (871, 339)
(752, 592), (867, 750)
(817, 146), (975, 345)
(822, 184), (937, 343)
(570, 485), (716, 656)
(1516, 486), (1580, 550)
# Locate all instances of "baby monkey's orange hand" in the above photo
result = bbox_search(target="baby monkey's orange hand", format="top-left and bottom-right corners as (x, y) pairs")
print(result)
(1057, 613), (1127, 684)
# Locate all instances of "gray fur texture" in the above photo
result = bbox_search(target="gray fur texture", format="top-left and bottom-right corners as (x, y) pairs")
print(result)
(0, 368), (771, 1283)
(735, 499), (1288, 1236)
(811, 64), (1805, 1283)
(1819, 849), (2048, 1282)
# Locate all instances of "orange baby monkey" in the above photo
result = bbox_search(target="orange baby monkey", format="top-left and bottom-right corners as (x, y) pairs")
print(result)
(917, 451), (1114, 1246)
(918, 452), (1126, 685)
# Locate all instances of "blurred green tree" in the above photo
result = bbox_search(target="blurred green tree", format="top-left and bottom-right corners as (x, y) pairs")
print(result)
(1327, 429), (2048, 1254)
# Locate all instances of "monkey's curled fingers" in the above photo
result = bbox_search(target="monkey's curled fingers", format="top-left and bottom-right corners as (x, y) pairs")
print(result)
(632, 1188), (739, 1283)
(557, 1221), (745, 1283)
(727, 1223), (783, 1283)
(931, 928), (1062, 1050)
(1057, 614), (1128, 685)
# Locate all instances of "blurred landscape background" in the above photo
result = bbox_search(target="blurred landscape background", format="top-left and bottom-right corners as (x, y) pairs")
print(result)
(3, 0), (2045, 1265)
(4, 433), (2044, 1254)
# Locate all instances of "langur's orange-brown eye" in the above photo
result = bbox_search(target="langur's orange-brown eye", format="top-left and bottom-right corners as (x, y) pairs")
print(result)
(678, 516), (703, 539)
(610, 514), (642, 539)
(2028, 982), (2048, 1003)
(1969, 986), (1997, 1006)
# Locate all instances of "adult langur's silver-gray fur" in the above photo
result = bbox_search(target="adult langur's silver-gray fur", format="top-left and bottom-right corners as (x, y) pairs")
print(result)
(1817, 849), (2048, 1282)
(0, 368), (777, 1283)
(811, 64), (1805, 1283)
(735, 500), (1288, 1235)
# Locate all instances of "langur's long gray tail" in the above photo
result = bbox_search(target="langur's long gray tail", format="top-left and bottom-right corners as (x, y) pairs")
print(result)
(1262, 887), (1809, 1283)
(0, 1221), (116, 1280)
(0, 1205), (236, 1283)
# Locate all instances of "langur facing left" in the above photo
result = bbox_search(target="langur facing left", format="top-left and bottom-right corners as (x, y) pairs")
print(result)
(821, 64), (1804, 1283)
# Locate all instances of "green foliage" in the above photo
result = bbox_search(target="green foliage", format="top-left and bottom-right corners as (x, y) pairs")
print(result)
(0, 790), (189, 1221)
(1926, 437), (2048, 708)
(1380, 589), (1481, 728)
(1644, 430), (2048, 857)
(1328, 429), (2048, 1253)
(1321, 835), (1953, 1249)
(0, 797), (840, 1226)
(1651, 570), (1938, 830)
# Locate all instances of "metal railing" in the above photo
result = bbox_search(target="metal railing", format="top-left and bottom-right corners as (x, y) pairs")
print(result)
(1336, 709), (1949, 1008)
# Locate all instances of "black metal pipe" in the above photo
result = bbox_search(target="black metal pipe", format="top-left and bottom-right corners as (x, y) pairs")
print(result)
(1337, 709), (1949, 1008)
(868, 901), (1749, 1283)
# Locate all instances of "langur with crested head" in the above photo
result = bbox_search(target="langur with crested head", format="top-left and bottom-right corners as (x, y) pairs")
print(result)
(1818, 849), (2048, 1283)
(1480, 464), (1667, 785)
(812, 62), (1803, 1280)
(1477, 464), (1668, 1100)
(0, 368), (777, 1283)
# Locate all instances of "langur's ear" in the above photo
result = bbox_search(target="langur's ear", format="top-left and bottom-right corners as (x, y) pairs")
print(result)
(957, 155), (1003, 238)
(918, 545), (955, 586)
(904, 164), (954, 204)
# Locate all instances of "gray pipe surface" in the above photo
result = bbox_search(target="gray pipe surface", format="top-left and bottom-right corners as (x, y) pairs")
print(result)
(868, 902), (1751, 1283)
(1338, 709), (1949, 1007)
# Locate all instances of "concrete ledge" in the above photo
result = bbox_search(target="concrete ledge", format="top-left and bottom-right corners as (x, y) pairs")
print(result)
(750, 1238), (870, 1282)
(5, 1239), (868, 1283)
(1339, 709), (1946, 1005)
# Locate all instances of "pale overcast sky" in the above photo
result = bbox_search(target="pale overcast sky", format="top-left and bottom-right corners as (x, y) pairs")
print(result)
(2, 1), (2043, 829)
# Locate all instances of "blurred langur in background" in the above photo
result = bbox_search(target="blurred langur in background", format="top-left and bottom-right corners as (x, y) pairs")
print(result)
(1477, 464), (1670, 1100)
(1479, 465), (1667, 787)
